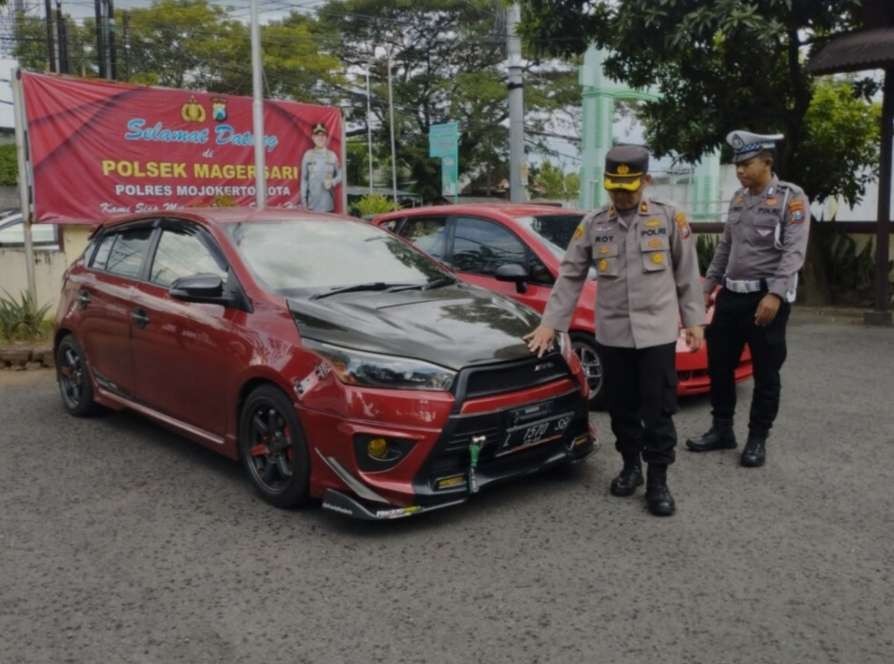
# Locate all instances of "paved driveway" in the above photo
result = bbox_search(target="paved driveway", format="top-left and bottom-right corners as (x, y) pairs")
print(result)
(1, 311), (892, 664)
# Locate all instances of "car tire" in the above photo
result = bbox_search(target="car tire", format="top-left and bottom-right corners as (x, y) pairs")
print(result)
(56, 335), (100, 417)
(238, 384), (310, 509)
(570, 333), (605, 410)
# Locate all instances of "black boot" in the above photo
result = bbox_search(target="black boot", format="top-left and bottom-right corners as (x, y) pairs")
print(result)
(740, 432), (767, 467)
(685, 418), (737, 452)
(645, 464), (675, 516)
(609, 456), (643, 497)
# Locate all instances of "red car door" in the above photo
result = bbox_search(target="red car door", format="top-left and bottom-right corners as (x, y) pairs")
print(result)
(128, 222), (240, 437)
(447, 215), (553, 312)
(78, 224), (155, 397)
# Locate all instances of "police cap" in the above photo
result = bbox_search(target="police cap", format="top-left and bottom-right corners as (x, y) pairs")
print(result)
(604, 145), (649, 191)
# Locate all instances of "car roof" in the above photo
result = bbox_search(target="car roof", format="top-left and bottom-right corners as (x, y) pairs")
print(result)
(377, 203), (585, 220)
(97, 207), (354, 230)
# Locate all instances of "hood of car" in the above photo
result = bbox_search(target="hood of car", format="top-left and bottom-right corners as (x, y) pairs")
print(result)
(288, 282), (540, 370)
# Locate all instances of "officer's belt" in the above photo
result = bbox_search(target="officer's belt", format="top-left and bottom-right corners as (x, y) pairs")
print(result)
(724, 277), (767, 293)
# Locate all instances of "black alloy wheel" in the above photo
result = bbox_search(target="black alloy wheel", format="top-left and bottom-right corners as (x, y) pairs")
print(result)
(571, 333), (605, 409)
(56, 335), (99, 416)
(238, 385), (310, 508)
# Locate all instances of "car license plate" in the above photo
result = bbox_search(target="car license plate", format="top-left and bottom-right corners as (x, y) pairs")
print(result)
(498, 412), (575, 457)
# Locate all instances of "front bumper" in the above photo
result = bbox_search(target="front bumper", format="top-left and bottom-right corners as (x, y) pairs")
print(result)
(316, 385), (596, 520)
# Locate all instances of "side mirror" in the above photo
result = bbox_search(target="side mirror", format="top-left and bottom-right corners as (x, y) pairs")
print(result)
(495, 263), (529, 294)
(170, 274), (228, 305)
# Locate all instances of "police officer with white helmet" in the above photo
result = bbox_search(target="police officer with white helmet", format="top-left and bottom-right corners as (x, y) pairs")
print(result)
(686, 130), (810, 467)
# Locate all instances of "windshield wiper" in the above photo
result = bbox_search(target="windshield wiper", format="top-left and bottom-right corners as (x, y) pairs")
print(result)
(387, 276), (457, 293)
(311, 282), (410, 300)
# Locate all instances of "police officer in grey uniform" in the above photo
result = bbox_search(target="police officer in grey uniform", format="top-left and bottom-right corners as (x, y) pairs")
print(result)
(300, 123), (342, 212)
(526, 145), (705, 516)
(686, 130), (810, 467)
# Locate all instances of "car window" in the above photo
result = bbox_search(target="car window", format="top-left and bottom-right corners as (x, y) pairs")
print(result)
(90, 233), (116, 269)
(103, 227), (153, 279)
(378, 218), (402, 232)
(397, 217), (448, 260)
(230, 218), (448, 294)
(450, 216), (528, 275)
(150, 227), (228, 287)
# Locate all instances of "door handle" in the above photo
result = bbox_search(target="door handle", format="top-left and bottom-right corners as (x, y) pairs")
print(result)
(77, 289), (91, 307)
(131, 308), (150, 328)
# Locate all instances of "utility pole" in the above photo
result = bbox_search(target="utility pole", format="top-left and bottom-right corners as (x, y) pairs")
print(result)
(44, 0), (57, 73)
(94, 0), (105, 78)
(107, 0), (117, 80)
(387, 55), (398, 204)
(506, 3), (527, 202)
(55, 1), (68, 74)
(122, 11), (130, 80)
(365, 66), (374, 195)
(249, 0), (266, 209)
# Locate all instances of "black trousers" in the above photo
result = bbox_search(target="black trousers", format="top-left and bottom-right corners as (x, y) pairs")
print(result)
(706, 288), (791, 436)
(597, 342), (678, 466)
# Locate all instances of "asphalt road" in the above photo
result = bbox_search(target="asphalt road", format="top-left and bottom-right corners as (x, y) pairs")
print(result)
(1, 310), (892, 664)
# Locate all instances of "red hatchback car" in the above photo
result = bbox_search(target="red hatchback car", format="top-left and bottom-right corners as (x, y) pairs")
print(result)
(373, 204), (752, 405)
(54, 209), (595, 519)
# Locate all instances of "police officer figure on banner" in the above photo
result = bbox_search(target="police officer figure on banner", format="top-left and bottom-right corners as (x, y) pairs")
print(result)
(525, 145), (705, 516)
(686, 131), (810, 467)
(301, 123), (342, 213)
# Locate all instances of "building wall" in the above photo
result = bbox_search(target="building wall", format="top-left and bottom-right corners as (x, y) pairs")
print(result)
(0, 225), (93, 310)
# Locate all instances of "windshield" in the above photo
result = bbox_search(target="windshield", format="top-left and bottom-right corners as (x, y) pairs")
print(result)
(229, 218), (449, 295)
(514, 214), (585, 259)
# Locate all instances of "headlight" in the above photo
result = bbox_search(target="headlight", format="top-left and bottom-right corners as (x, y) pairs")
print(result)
(302, 339), (456, 391)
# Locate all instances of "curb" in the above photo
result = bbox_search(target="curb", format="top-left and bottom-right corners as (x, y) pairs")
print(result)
(0, 345), (54, 370)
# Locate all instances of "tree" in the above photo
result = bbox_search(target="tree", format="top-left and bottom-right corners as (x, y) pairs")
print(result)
(518, 0), (880, 302)
(531, 160), (579, 200)
(317, 0), (579, 201)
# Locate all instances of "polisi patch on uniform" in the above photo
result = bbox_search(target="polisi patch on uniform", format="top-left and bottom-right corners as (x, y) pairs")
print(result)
(641, 227), (667, 237)
(674, 211), (691, 239)
(594, 234), (613, 243)
(597, 258), (609, 272)
(650, 252), (665, 265)
(647, 237), (664, 250)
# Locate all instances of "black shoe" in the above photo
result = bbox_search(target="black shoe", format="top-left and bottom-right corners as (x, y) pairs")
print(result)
(645, 465), (675, 516)
(610, 459), (643, 497)
(740, 433), (767, 467)
(686, 418), (737, 452)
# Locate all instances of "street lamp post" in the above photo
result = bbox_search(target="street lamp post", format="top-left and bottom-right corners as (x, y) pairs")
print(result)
(250, 0), (266, 209)
(387, 55), (398, 204)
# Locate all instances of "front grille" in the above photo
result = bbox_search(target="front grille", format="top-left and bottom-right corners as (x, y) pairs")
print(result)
(417, 389), (587, 496)
(455, 352), (570, 401)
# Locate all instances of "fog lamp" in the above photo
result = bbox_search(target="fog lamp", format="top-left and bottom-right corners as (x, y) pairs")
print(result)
(367, 437), (389, 460)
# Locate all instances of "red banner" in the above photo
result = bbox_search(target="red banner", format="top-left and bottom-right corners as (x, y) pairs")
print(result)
(22, 72), (345, 223)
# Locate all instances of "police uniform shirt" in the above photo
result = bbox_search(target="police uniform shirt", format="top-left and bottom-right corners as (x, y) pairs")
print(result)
(705, 176), (810, 302)
(542, 197), (705, 349)
(300, 147), (342, 212)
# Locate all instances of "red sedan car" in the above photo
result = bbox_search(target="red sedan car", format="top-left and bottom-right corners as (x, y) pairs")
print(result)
(373, 204), (752, 405)
(54, 209), (595, 519)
